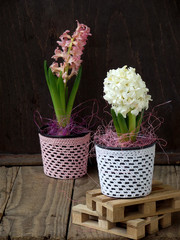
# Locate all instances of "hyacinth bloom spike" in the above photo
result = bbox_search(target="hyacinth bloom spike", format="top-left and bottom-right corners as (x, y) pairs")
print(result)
(50, 21), (91, 84)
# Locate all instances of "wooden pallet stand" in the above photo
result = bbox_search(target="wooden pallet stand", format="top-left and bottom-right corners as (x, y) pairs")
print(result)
(72, 204), (172, 240)
(86, 181), (180, 222)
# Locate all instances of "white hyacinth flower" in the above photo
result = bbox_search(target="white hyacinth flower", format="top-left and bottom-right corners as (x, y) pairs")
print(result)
(103, 66), (152, 118)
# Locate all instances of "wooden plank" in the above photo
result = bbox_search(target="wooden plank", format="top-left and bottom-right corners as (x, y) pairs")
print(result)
(0, 154), (42, 166)
(0, 153), (179, 166)
(153, 165), (178, 189)
(155, 153), (180, 165)
(175, 166), (180, 190)
(0, 166), (74, 239)
(68, 165), (180, 239)
(0, 167), (19, 220)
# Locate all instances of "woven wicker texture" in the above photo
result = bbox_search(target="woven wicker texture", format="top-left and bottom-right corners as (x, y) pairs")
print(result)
(39, 133), (90, 179)
(95, 144), (156, 198)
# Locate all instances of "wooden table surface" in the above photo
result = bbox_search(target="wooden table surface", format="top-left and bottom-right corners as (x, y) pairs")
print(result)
(0, 165), (179, 240)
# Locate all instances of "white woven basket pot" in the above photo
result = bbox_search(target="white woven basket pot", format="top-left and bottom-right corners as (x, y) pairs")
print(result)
(39, 132), (90, 179)
(95, 143), (156, 198)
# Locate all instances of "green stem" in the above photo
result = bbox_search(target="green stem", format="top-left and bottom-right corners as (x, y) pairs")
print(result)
(58, 74), (66, 114)
(67, 38), (74, 54)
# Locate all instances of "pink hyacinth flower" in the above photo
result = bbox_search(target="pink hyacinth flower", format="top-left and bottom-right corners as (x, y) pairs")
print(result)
(50, 21), (91, 83)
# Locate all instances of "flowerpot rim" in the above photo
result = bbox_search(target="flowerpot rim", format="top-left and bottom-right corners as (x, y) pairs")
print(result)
(95, 141), (156, 151)
(39, 125), (89, 139)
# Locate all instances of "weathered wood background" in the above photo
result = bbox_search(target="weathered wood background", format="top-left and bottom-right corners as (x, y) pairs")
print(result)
(0, 0), (180, 154)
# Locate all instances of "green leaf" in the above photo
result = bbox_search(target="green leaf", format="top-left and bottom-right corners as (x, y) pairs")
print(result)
(44, 60), (50, 88)
(136, 109), (144, 134)
(48, 67), (58, 91)
(65, 86), (69, 103)
(111, 109), (121, 136)
(128, 112), (136, 142)
(66, 66), (82, 123)
(125, 114), (129, 129)
(117, 113), (128, 133)
(47, 67), (63, 124)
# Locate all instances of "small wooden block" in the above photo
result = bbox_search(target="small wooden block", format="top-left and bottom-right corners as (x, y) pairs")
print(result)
(127, 219), (145, 228)
(159, 213), (172, 228)
(86, 189), (102, 196)
(146, 216), (159, 234)
(86, 189), (101, 210)
(138, 202), (156, 215)
(72, 211), (89, 224)
(107, 206), (124, 222)
(172, 197), (180, 209)
(98, 219), (115, 230)
(73, 204), (99, 217)
(127, 225), (145, 239)
(86, 197), (96, 211)
(96, 202), (106, 217)
(127, 219), (146, 239)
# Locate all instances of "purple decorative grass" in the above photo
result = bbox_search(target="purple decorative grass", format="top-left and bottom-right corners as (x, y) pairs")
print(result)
(35, 99), (99, 137)
(94, 109), (167, 149)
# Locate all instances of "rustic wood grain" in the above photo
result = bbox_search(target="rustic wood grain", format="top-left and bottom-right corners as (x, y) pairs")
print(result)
(0, 154), (42, 166)
(0, 167), (19, 221)
(68, 165), (180, 239)
(153, 165), (178, 189)
(0, 0), (180, 154)
(0, 166), (74, 239)
(155, 153), (180, 165)
(175, 165), (180, 190)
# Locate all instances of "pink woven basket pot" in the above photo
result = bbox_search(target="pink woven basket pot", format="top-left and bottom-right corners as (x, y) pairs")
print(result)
(39, 132), (90, 179)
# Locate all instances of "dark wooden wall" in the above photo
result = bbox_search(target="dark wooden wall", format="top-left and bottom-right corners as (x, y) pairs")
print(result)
(0, 0), (180, 154)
